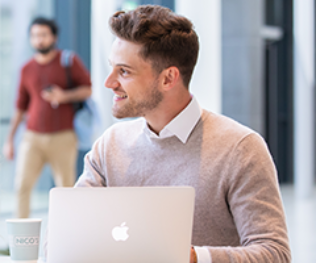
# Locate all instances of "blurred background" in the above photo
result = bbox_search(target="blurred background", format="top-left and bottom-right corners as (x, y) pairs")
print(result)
(0, 0), (315, 262)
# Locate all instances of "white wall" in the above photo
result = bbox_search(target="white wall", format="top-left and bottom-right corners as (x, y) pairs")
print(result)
(176, 0), (222, 113)
(91, 0), (117, 132)
(293, 0), (315, 198)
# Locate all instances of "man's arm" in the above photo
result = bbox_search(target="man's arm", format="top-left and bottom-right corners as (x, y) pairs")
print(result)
(57, 85), (92, 102)
(2, 109), (25, 160)
(41, 84), (92, 106)
(75, 132), (108, 187)
(205, 133), (291, 263)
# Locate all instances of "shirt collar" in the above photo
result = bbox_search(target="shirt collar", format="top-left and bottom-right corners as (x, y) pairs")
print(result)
(143, 96), (202, 144)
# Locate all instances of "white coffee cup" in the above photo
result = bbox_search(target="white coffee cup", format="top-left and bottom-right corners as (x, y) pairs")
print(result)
(6, 218), (42, 263)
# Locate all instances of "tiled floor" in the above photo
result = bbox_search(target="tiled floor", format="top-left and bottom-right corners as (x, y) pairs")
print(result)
(0, 185), (315, 262)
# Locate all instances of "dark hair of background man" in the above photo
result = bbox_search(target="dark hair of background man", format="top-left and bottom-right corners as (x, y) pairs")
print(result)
(29, 17), (59, 36)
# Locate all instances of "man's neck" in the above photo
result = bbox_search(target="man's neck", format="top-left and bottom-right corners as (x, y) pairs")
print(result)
(34, 49), (58, 65)
(146, 91), (192, 135)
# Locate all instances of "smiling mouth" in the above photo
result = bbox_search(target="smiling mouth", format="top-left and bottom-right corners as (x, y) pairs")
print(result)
(114, 94), (128, 101)
(115, 94), (127, 99)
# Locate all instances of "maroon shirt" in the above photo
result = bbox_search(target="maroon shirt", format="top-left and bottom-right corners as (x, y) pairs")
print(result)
(16, 50), (91, 133)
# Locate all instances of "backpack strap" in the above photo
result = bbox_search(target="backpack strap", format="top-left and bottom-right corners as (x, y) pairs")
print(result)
(60, 50), (74, 89)
(60, 50), (84, 112)
(60, 49), (74, 68)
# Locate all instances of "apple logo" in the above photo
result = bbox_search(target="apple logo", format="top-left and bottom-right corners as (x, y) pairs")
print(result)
(112, 222), (129, 241)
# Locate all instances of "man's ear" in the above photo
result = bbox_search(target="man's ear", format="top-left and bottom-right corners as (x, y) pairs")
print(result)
(161, 66), (180, 91)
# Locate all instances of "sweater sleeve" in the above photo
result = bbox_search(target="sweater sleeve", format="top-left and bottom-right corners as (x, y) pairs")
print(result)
(75, 133), (107, 187)
(206, 133), (291, 263)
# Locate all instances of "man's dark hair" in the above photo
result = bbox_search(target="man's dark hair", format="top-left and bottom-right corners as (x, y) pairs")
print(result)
(29, 17), (59, 36)
(109, 5), (199, 88)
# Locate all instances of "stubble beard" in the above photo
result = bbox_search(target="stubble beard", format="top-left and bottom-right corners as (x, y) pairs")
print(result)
(112, 82), (163, 119)
(36, 42), (55, 54)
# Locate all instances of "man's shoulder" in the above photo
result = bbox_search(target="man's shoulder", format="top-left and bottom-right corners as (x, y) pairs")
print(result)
(20, 57), (37, 73)
(102, 118), (145, 140)
(200, 109), (257, 141)
(61, 50), (85, 67)
(92, 118), (145, 151)
(20, 50), (62, 72)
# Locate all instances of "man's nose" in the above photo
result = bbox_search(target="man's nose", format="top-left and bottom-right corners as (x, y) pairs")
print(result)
(104, 71), (119, 90)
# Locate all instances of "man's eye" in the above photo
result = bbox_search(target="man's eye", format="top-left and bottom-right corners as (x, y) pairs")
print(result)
(120, 68), (129, 75)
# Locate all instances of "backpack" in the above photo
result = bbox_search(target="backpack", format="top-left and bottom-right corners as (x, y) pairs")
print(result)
(60, 50), (99, 150)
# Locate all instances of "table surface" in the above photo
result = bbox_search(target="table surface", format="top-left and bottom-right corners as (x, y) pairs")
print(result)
(0, 256), (45, 262)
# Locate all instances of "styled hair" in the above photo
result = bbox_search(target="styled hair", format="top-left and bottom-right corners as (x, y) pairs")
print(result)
(109, 5), (199, 87)
(29, 17), (58, 36)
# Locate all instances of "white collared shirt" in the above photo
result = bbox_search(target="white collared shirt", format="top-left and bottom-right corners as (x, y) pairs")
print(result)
(143, 96), (202, 144)
(143, 96), (211, 263)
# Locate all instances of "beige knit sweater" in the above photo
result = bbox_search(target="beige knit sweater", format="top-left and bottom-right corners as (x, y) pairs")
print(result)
(76, 110), (291, 263)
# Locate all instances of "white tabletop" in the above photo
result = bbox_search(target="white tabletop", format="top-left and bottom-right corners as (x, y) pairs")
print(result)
(0, 256), (45, 262)
(0, 257), (10, 263)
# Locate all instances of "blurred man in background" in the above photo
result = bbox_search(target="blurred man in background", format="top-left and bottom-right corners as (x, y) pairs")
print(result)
(2, 17), (91, 218)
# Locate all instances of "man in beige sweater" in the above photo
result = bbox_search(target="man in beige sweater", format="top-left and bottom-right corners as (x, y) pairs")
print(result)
(76, 5), (291, 263)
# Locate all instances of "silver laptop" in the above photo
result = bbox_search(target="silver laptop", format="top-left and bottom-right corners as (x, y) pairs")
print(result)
(47, 187), (195, 263)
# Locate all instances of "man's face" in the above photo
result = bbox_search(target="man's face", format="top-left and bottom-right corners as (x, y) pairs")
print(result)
(105, 38), (163, 119)
(30, 24), (56, 54)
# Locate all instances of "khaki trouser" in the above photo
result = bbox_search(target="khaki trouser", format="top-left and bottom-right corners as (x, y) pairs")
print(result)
(15, 130), (77, 218)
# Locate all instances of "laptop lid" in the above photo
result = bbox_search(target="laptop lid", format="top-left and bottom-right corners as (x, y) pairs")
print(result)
(47, 187), (195, 263)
